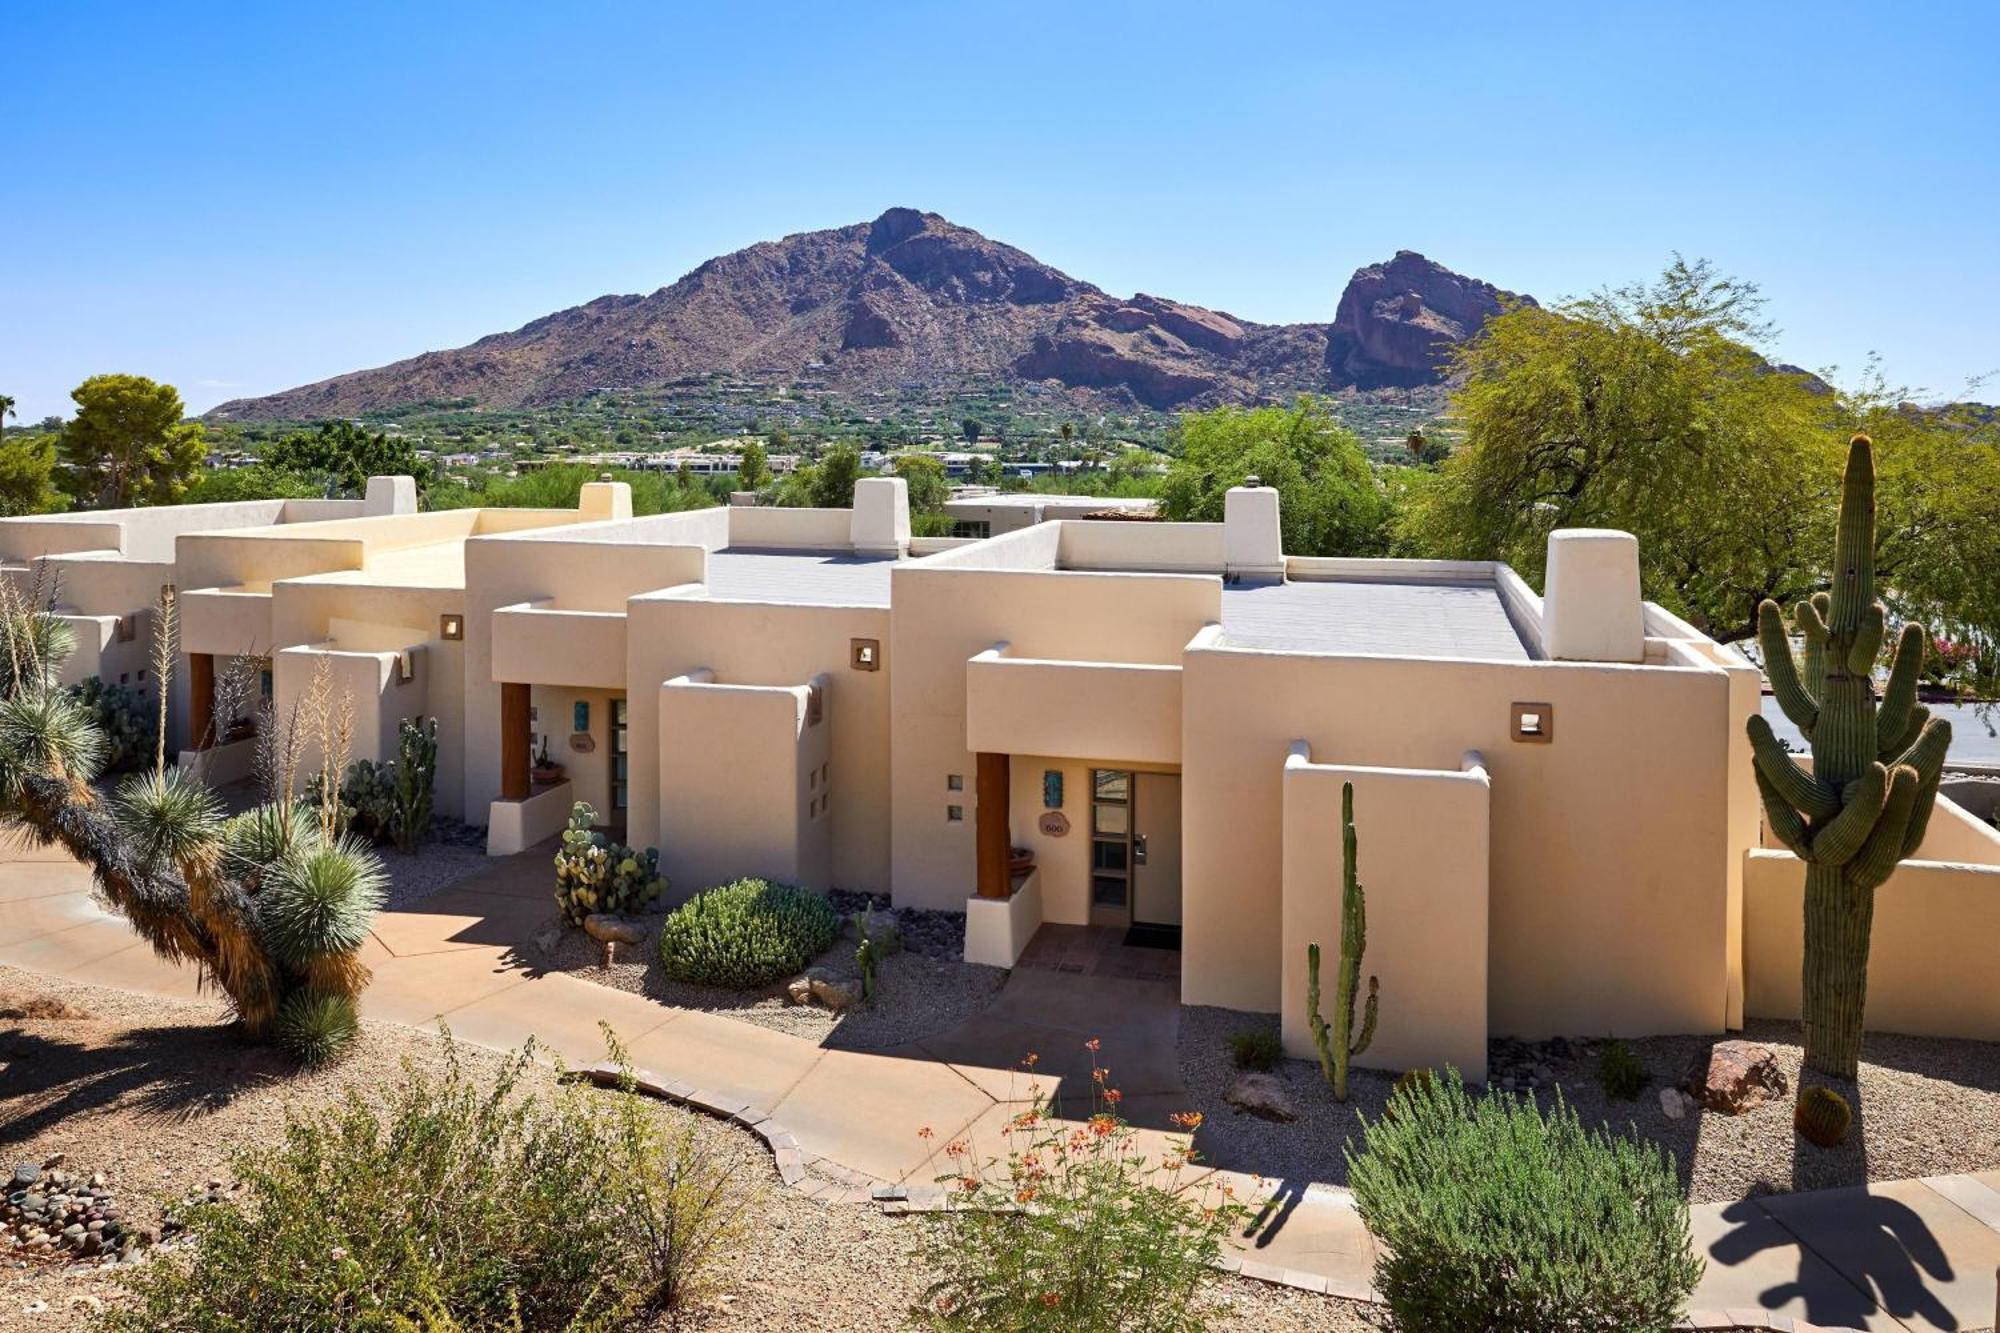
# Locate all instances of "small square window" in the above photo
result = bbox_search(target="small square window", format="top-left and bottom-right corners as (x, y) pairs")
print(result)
(850, 638), (881, 671)
(946, 773), (963, 791)
(809, 768), (818, 790)
(1511, 701), (1554, 743)
(946, 804), (964, 822)
(439, 613), (464, 641)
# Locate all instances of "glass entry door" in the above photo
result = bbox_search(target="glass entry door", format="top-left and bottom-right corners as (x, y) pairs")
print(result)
(609, 697), (630, 822)
(1090, 769), (1133, 926)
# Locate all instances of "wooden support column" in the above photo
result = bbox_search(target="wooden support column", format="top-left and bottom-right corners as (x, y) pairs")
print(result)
(500, 682), (531, 801)
(975, 750), (1011, 900)
(187, 652), (215, 750)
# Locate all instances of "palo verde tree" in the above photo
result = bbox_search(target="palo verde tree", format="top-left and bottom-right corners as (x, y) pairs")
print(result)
(1747, 433), (1952, 1080)
(1161, 396), (1389, 557)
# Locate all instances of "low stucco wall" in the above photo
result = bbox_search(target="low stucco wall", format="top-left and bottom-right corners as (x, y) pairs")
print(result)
(488, 780), (573, 856)
(1280, 748), (1491, 1083)
(655, 672), (831, 896)
(1743, 847), (2000, 1041)
(965, 869), (1044, 967)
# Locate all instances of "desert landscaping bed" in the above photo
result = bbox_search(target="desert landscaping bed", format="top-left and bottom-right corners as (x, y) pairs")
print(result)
(1180, 1006), (2000, 1204)
(0, 964), (1379, 1332)
(531, 896), (1007, 1051)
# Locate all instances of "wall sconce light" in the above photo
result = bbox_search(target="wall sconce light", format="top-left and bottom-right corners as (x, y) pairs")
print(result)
(439, 613), (464, 641)
(397, 649), (416, 683)
(1511, 702), (1554, 743)
(850, 638), (880, 671)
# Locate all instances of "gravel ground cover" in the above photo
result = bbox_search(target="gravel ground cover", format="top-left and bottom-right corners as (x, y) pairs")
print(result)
(0, 964), (1381, 1332)
(533, 910), (1006, 1051)
(1180, 1006), (2000, 1204)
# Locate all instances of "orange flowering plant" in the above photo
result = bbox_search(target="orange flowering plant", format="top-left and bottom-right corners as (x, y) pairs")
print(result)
(911, 1040), (1249, 1332)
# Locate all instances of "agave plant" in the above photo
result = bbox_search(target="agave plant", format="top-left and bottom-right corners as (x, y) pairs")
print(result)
(0, 588), (384, 1065)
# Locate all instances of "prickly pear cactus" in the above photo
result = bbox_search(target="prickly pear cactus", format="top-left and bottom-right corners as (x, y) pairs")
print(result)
(1307, 781), (1378, 1102)
(391, 716), (438, 852)
(1748, 434), (1952, 1079)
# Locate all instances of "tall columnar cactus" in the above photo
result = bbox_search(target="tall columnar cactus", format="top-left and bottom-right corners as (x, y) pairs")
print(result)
(391, 715), (438, 853)
(1749, 433), (1952, 1079)
(1307, 780), (1378, 1101)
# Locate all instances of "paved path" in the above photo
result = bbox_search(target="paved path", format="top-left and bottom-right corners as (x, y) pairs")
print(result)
(3, 836), (1996, 1332)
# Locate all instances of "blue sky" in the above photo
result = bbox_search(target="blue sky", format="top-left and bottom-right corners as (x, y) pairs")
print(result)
(4, 1), (1995, 422)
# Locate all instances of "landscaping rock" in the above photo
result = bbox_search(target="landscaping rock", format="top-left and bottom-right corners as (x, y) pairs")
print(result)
(1682, 1040), (1787, 1114)
(1659, 1087), (1694, 1120)
(809, 975), (865, 1011)
(785, 975), (816, 1006)
(582, 914), (648, 947)
(1224, 1072), (1299, 1122)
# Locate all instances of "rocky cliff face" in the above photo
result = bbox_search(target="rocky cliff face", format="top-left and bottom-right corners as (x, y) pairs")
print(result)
(210, 214), (1512, 419)
(1322, 250), (1530, 389)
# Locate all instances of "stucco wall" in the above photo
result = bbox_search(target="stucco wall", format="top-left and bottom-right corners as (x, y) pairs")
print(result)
(888, 559), (1221, 911)
(625, 595), (891, 892)
(1743, 848), (2000, 1041)
(1280, 749), (1491, 1082)
(965, 651), (1182, 766)
(1180, 644), (1747, 1040)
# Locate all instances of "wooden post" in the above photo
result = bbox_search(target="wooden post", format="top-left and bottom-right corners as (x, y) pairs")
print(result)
(187, 652), (215, 750)
(500, 682), (531, 801)
(975, 751), (1011, 900)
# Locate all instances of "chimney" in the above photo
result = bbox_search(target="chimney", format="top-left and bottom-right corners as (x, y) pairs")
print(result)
(1224, 479), (1284, 584)
(579, 479), (633, 522)
(363, 475), (417, 516)
(849, 477), (911, 557)
(1542, 529), (1645, 662)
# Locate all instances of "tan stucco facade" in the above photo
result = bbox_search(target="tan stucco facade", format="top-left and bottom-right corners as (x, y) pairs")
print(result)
(35, 474), (1998, 1077)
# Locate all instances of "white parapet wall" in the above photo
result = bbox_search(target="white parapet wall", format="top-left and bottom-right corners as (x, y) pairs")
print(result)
(488, 780), (575, 856)
(964, 866), (1044, 968)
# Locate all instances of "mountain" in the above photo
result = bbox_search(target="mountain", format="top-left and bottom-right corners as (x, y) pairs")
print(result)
(209, 210), (1515, 420)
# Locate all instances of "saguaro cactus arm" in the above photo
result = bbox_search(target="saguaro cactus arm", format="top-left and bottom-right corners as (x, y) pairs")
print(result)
(1810, 765), (1889, 867)
(1875, 623), (1927, 747)
(1747, 715), (1839, 821)
(1759, 601), (1820, 736)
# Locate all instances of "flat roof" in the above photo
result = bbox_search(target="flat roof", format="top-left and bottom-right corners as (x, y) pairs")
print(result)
(1219, 579), (1532, 660)
(698, 548), (895, 607)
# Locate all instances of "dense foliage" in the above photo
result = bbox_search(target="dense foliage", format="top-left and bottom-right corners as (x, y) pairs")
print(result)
(1160, 397), (1389, 556)
(104, 1038), (742, 1331)
(57, 373), (207, 508)
(431, 462), (726, 514)
(914, 1049), (1243, 1332)
(656, 877), (838, 988)
(1346, 1069), (1700, 1332)
(0, 430), (64, 515)
(261, 419), (439, 495)
(66, 675), (156, 774)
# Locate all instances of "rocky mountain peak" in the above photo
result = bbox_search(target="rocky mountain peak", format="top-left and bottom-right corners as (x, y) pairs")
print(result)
(1324, 251), (1531, 388)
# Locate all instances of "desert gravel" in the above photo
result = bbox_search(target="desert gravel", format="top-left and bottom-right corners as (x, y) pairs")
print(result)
(377, 821), (492, 910)
(0, 965), (1380, 1331)
(1180, 1006), (2000, 1204)
(534, 914), (1007, 1051)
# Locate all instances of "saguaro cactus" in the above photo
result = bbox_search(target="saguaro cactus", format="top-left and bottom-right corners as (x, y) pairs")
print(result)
(1307, 780), (1378, 1101)
(1748, 434), (1952, 1079)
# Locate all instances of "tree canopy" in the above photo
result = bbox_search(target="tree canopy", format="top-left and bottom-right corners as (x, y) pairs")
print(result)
(0, 433), (64, 516)
(736, 438), (772, 490)
(891, 452), (950, 513)
(261, 420), (437, 495)
(58, 374), (207, 509)
(1159, 396), (1388, 556)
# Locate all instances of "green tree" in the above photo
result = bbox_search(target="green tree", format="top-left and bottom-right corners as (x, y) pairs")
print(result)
(891, 452), (950, 513)
(182, 464), (325, 505)
(960, 417), (982, 446)
(0, 433), (64, 516)
(807, 442), (863, 508)
(1397, 259), (1839, 641)
(1160, 396), (1389, 556)
(0, 394), (15, 434)
(262, 420), (437, 495)
(736, 438), (772, 490)
(58, 374), (207, 509)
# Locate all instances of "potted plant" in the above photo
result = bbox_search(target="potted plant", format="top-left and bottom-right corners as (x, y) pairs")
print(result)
(530, 737), (565, 786)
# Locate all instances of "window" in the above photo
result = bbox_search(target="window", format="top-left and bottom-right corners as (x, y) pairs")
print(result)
(610, 698), (630, 810)
(950, 520), (992, 540)
(946, 805), (963, 822)
(946, 773), (963, 791)
(1089, 769), (1134, 918)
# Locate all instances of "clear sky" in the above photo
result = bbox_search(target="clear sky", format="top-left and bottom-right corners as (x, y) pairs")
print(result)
(4, 1), (1996, 422)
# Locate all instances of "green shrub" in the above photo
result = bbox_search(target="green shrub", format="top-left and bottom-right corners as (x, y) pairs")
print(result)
(1794, 1086), (1852, 1148)
(914, 1045), (1245, 1330)
(104, 1035), (742, 1332)
(1346, 1069), (1700, 1332)
(68, 676), (154, 773)
(657, 878), (838, 989)
(274, 989), (359, 1067)
(553, 801), (666, 925)
(1596, 1038), (1648, 1102)
(1230, 1028), (1284, 1072)
(1390, 1068), (1436, 1104)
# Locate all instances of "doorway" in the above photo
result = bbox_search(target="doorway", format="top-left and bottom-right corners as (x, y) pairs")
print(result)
(1088, 769), (1182, 940)
(608, 696), (630, 830)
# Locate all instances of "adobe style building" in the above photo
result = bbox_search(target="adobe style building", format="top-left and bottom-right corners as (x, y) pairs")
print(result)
(7, 475), (1995, 1079)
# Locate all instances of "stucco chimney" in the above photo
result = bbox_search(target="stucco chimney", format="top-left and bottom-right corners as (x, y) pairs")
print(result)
(1224, 481), (1284, 584)
(579, 479), (633, 522)
(1542, 528), (1645, 662)
(849, 476), (910, 557)
(363, 475), (417, 516)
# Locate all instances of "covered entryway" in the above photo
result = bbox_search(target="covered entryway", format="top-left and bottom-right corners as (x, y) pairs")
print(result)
(1087, 769), (1182, 946)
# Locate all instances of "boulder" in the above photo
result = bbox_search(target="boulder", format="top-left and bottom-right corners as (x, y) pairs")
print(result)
(1223, 1072), (1298, 1122)
(809, 975), (865, 1011)
(1658, 1087), (1695, 1121)
(582, 915), (648, 947)
(1682, 1041), (1788, 1115)
(785, 975), (816, 1006)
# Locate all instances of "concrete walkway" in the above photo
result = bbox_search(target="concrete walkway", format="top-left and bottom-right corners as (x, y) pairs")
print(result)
(3, 837), (1996, 1332)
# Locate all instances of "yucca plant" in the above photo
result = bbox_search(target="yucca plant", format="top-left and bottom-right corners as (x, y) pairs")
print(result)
(0, 582), (383, 1063)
